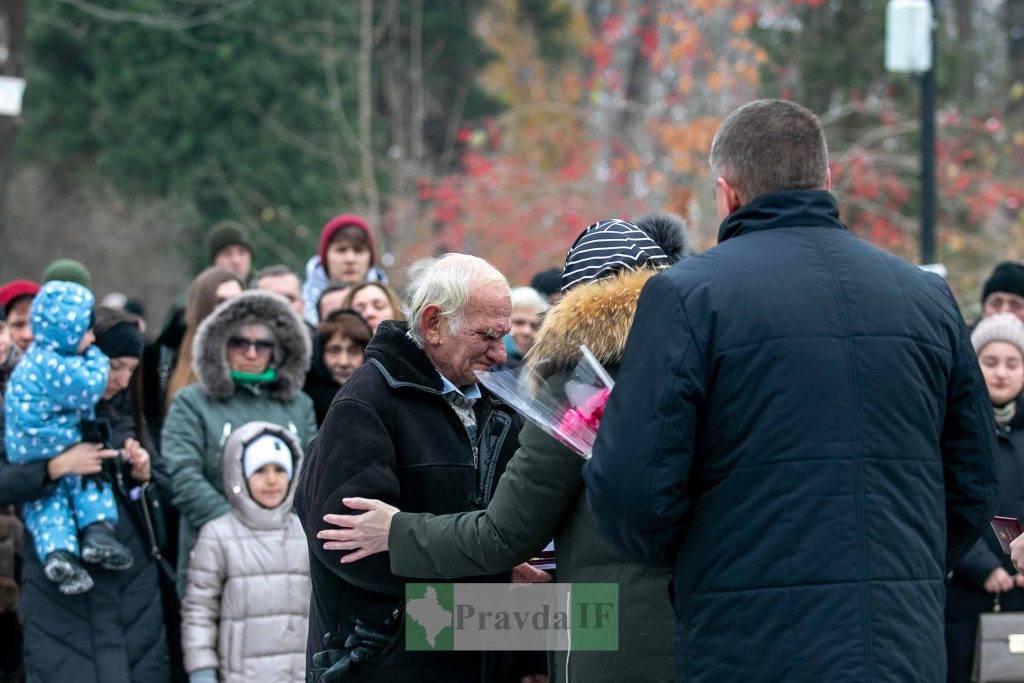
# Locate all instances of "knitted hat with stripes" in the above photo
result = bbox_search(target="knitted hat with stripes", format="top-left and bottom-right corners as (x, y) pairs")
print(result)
(560, 218), (671, 292)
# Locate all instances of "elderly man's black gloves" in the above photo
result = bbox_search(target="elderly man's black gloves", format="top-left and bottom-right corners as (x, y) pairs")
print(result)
(309, 611), (399, 682)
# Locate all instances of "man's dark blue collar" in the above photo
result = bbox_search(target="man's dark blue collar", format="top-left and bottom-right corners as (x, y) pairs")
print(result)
(717, 189), (846, 244)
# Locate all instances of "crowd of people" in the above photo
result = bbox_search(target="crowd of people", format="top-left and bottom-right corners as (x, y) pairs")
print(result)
(0, 205), (562, 682)
(0, 98), (1022, 682)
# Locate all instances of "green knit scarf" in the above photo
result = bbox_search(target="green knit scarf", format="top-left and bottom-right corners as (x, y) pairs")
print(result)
(230, 367), (278, 386)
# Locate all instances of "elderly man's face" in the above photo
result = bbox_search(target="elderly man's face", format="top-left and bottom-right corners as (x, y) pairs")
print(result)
(426, 288), (511, 387)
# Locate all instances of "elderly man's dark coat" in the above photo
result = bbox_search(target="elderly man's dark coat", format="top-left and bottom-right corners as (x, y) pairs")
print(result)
(585, 190), (998, 682)
(295, 321), (522, 682)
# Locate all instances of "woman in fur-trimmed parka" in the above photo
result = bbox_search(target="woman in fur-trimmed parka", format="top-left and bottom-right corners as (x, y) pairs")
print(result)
(162, 291), (316, 596)
(182, 421), (310, 683)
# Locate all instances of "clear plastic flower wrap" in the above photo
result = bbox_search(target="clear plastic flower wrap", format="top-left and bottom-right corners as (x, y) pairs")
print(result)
(475, 345), (614, 460)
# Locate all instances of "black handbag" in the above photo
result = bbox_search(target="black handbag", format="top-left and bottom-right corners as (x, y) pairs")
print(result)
(110, 461), (175, 584)
(973, 594), (1024, 682)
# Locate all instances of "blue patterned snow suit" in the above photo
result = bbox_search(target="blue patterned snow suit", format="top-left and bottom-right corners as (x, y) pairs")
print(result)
(3, 281), (114, 562)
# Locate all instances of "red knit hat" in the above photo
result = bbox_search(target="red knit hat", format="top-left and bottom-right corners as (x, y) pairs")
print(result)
(318, 214), (374, 268)
(0, 279), (40, 313)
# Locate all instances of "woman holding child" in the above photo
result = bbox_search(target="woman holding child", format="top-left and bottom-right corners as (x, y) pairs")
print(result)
(0, 300), (173, 683)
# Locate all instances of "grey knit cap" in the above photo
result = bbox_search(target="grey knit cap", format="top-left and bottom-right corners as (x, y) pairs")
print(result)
(971, 313), (1024, 355)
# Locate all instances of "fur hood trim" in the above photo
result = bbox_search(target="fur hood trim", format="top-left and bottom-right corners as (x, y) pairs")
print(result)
(525, 267), (657, 381)
(193, 290), (311, 400)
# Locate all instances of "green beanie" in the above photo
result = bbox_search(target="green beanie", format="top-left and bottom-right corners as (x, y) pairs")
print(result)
(206, 220), (253, 262)
(42, 259), (92, 291)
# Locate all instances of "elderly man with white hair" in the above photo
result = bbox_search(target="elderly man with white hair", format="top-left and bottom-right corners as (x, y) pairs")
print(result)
(295, 253), (528, 683)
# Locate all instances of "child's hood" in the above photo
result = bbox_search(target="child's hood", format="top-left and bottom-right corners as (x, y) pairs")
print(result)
(221, 420), (304, 529)
(30, 281), (94, 354)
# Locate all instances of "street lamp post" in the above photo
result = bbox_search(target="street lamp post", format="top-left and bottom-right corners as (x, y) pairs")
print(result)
(919, 2), (936, 266)
(885, 0), (937, 266)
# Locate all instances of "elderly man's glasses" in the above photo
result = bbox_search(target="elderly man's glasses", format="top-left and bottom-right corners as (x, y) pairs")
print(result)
(228, 337), (274, 356)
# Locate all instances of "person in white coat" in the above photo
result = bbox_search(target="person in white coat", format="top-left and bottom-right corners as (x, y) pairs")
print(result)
(181, 421), (310, 683)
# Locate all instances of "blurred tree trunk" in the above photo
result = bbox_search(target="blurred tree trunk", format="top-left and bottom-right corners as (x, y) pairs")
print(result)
(358, 0), (381, 229)
(952, 0), (976, 99)
(0, 0), (25, 258)
(1008, 0), (1024, 108)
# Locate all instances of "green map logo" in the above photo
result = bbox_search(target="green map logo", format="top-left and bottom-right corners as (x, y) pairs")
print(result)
(405, 582), (617, 652)
(406, 583), (455, 651)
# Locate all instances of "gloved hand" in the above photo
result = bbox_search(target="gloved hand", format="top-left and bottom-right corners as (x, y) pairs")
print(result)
(188, 668), (217, 683)
(310, 613), (398, 682)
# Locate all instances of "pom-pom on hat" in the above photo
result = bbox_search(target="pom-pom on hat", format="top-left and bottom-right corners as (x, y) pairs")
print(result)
(634, 211), (690, 263)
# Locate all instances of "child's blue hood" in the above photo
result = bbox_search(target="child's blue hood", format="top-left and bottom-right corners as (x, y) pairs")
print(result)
(30, 281), (94, 354)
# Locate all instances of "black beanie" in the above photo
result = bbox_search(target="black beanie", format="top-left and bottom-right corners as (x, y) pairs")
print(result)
(206, 220), (253, 262)
(124, 299), (146, 319)
(96, 321), (144, 360)
(982, 262), (1024, 305)
(529, 268), (563, 297)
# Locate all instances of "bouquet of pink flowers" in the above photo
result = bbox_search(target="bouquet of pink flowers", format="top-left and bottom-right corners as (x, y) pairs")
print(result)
(475, 345), (614, 460)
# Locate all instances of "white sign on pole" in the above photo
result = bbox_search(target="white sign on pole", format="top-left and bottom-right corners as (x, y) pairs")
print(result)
(885, 0), (933, 74)
(0, 76), (26, 116)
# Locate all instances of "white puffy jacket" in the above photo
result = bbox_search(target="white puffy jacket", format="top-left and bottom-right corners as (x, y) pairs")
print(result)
(181, 421), (311, 683)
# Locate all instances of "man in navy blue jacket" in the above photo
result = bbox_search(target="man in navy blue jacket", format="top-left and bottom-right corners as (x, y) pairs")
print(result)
(585, 99), (998, 682)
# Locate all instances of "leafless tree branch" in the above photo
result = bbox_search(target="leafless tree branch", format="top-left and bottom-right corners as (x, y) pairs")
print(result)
(55, 0), (254, 30)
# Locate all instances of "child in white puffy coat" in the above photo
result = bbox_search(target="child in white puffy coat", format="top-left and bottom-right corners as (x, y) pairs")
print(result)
(181, 421), (310, 683)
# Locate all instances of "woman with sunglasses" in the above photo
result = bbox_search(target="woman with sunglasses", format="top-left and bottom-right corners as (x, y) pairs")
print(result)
(162, 291), (316, 596)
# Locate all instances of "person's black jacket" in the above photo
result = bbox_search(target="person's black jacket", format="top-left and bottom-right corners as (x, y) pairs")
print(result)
(295, 321), (522, 682)
(585, 190), (999, 682)
(945, 400), (1024, 682)
(303, 332), (342, 427)
(99, 392), (186, 682)
(141, 306), (185, 448)
(0, 393), (176, 683)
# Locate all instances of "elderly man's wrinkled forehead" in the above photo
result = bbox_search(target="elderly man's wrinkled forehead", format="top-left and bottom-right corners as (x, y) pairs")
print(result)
(462, 285), (512, 337)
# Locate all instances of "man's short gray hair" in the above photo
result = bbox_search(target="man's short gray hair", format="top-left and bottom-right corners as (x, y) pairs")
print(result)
(406, 254), (510, 346)
(510, 286), (549, 313)
(709, 99), (829, 203)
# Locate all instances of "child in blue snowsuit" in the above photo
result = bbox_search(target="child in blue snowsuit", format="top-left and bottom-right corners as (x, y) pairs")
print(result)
(4, 281), (134, 595)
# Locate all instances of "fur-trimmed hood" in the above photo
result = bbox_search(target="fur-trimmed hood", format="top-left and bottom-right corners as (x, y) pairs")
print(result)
(525, 267), (657, 382)
(192, 290), (311, 400)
